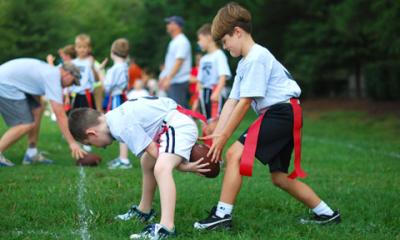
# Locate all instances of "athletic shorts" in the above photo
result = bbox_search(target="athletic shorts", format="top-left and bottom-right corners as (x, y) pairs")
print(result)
(238, 103), (295, 173)
(72, 93), (96, 109)
(199, 87), (224, 121)
(166, 82), (189, 108)
(158, 110), (198, 161)
(0, 94), (41, 127)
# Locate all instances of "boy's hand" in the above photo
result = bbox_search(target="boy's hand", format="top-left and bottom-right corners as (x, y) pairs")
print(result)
(200, 134), (227, 163)
(177, 158), (211, 176)
(98, 58), (108, 70)
(210, 92), (219, 102)
(70, 142), (87, 159)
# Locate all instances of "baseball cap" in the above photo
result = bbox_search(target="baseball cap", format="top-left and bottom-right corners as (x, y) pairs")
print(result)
(164, 16), (184, 28)
(62, 62), (81, 86)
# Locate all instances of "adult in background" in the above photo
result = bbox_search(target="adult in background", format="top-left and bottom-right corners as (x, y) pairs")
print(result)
(0, 58), (86, 167)
(159, 16), (192, 108)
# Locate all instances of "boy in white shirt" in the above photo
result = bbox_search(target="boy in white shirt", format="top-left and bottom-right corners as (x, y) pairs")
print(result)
(194, 2), (340, 231)
(68, 97), (210, 239)
(102, 38), (132, 170)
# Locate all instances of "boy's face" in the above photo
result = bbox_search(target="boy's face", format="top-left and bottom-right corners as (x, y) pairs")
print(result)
(83, 118), (114, 148)
(197, 34), (211, 51)
(221, 29), (242, 57)
(75, 40), (90, 59)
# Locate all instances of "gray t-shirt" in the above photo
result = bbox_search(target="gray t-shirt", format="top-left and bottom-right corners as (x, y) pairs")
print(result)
(198, 49), (231, 89)
(160, 33), (192, 84)
(105, 97), (178, 156)
(104, 62), (128, 96)
(0, 58), (63, 103)
(229, 44), (301, 115)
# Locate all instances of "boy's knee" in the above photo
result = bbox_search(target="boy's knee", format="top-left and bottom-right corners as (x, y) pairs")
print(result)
(153, 161), (171, 177)
(271, 174), (289, 189)
(225, 144), (242, 166)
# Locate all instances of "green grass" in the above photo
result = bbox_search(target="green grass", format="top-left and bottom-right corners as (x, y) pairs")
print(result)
(1, 109), (400, 240)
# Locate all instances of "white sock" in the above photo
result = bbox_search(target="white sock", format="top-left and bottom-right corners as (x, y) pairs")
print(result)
(26, 148), (38, 157)
(312, 201), (334, 216)
(216, 201), (233, 218)
(119, 158), (130, 164)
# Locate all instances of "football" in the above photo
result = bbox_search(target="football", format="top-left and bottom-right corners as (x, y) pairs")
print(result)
(76, 153), (102, 166)
(190, 143), (220, 178)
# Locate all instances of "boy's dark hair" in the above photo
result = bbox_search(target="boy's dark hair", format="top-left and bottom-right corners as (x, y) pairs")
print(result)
(62, 44), (76, 58)
(197, 23), (212, 36)
(68, 108), (102, 142)
(211, 2), (252, 41)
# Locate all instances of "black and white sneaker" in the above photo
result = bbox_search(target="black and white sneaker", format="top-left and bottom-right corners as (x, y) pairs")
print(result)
(300, 210), (341, 225)
(130, 223), (176, 239)
(193, 206), (232, 230)
(115, 204), (156, 223)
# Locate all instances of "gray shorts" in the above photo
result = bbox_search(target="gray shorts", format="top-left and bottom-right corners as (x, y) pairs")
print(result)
(0, 95), (41, 127)
(167, 81), (189, 108)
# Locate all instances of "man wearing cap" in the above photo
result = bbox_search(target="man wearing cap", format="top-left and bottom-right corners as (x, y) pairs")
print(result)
(0, 58), (86, 167)
(159, 16), (192, 108)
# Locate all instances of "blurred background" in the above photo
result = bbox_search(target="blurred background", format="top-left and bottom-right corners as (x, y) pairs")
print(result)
(0, 0), (399, 100)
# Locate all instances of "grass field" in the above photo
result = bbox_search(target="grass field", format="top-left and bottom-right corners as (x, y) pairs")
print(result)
(1, 106), (399, 240)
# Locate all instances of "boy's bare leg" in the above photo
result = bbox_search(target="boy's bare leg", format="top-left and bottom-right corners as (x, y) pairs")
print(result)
(119, 143), (129, 159)
(219, 141), (244, 204)
(0, 124), (33, 152)
(27, 102), (45, 148)
(138, 152), (157, 213)
(154, 153), (182, 230)
(271, 172), (321, 208)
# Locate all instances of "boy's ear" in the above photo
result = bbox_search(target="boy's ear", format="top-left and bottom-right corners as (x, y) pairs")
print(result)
(85, 128), (97, 137)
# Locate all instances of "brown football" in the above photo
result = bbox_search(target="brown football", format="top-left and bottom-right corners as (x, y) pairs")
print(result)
(190, 143), (220, 178)
(76, 153), (102, 166)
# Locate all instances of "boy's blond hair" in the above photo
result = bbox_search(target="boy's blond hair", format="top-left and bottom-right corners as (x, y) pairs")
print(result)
(75, 34), (92, 47)
(197, 23), (212, 36)
(111, 38), (130, 58)
(61, 44), (76, 58)
(211, 2), (252, 41)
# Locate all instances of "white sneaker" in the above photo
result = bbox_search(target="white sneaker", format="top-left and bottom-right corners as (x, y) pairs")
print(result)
(0, 153), (15, 167)
(108, 158), (132, 169)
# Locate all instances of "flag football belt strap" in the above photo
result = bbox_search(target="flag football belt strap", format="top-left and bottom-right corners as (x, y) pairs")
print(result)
(84, 89), (94, 109)
(240, 98), (307, 179)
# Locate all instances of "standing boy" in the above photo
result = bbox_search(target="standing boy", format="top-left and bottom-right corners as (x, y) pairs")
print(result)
(68, 97), (209, 239)
(194, 2), (340, 230)
(197, 23), (231, 132)
(102, 38), (132, 169)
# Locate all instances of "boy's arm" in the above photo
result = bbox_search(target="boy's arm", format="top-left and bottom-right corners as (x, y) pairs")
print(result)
(210, 75), (227, 102)
(208, 97), (252, 162)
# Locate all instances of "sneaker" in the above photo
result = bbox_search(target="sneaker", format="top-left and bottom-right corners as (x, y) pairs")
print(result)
(130, 223), (176, 240)
(115, 205), (156, 222)
(300, 210), (341, 225)
(82, 145), (92, 152)
(0, 153), (15, 167)
(22, 152), (54, 165)
(107, 158), (120, 167)
(193, 206), (232, 230)
(108, 158), (132, 169)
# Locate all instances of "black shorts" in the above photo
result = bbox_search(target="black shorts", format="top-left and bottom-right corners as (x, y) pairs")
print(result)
(72, 93), (96, 109)
(239, 103), (295, 173)
(199, 87), (224, 121)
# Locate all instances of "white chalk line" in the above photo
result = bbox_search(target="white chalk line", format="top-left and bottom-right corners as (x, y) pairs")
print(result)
(303, 135), (400, 159)
(78, 166), (91, 240)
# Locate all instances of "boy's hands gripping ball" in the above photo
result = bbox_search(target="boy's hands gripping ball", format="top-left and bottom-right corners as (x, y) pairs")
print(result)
(190, 143), (220, 178)
(76, 153), (102, 166)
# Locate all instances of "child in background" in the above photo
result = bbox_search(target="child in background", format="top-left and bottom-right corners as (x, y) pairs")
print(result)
(103, 38), (132, 169)
(142, 68), (158, 96)
(127, 80), (150, 100)
(128, 58), (142, 91)
(197, 23), (231, 135)
(68, 34), (98, 152)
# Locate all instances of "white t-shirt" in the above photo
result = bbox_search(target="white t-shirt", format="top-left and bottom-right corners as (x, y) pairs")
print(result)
(229, 44), (301, 115)
(160, 33), (192, 84)
(198, 49), (231, 88)
(127, 89), (150, 100)
(0, 58), (63, 103)
(104, 62), (128, 96)
(69, 58), (96, 94)
(105, 97), (178, 156)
